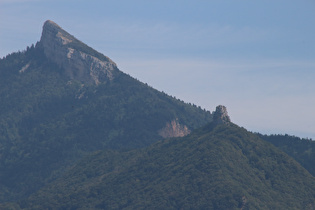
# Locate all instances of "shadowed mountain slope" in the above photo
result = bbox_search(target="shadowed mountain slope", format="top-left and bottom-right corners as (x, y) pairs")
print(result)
(0, 20), (212, 202)
(258, 133), (315, 176)
(16, 111), (315, 209)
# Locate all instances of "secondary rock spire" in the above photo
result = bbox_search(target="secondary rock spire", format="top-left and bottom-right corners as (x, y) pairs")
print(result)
(213, 105), (231, 124)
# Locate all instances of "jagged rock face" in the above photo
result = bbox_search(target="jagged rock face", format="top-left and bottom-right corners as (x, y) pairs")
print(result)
(213, 105), (231, 124)
(40, 20), (117, 85)
(158, 119), (191, 138)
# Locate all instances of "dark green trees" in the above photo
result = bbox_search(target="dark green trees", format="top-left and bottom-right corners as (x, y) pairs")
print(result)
(17, 122), (315, 209)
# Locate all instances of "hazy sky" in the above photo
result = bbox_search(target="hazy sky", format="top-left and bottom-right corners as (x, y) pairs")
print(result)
(1, 0), (314, 139)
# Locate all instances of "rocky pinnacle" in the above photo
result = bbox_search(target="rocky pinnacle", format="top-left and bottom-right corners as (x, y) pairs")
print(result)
(40, 20), (117, 85)
(213, 105), (231, 124)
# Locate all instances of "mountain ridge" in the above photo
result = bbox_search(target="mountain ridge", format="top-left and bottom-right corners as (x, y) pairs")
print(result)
(0, 20), (212, 202)
(15, 119), (315, 209)
(1, 20), (314, 209)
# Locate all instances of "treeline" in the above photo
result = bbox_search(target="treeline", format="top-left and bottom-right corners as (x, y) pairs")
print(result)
(257, 133), (315, 176)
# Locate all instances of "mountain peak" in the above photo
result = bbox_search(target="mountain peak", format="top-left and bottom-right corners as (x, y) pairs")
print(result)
(43, 20), (62, 31)
(39, 20), (117, 85)
(213, 105), (231, 124)
(41, 20), (75, 45)
(44, 20), (60, 27)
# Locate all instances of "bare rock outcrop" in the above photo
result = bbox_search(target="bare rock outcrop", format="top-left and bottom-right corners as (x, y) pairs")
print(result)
(158, 119), (191, 138)
(213, 105), (231, 124)
(40, 20), (117, 85)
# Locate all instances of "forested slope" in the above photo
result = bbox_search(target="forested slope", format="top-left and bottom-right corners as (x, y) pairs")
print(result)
(16, 122), (315, 209)
(0, 44), (211, 202)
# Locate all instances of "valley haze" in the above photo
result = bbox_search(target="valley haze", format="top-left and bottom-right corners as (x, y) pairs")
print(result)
(0, 0), (314, 139)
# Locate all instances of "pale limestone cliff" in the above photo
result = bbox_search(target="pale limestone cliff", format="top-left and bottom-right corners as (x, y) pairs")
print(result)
(158, 119), (191, 138)
(40, 20), (117, 85)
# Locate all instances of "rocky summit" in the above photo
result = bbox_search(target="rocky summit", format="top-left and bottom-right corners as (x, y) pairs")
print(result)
(213, 105), (231, 124)
(40, 20), (117, 85)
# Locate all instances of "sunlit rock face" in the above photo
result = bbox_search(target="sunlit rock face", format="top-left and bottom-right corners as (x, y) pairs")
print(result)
(158, 118), (191, 138)
(40, 20), (117, 85)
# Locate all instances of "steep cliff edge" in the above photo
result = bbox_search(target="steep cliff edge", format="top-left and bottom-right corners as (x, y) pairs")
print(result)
(40, 20), (117, 85)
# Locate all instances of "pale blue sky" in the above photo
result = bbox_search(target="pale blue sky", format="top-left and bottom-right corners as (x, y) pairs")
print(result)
(1, 0), (315, 139)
